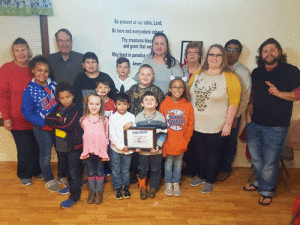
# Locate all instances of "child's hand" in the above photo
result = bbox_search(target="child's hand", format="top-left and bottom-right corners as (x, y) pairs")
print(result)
(123, 122), (133, 131)
(63, 117), (67, 123)
(102, 158), (109, 161)
(122, 146), (130, 152)
(135, 148), (142, 153)
(150, 146), (159, 153)
(79, 116), (85, 128)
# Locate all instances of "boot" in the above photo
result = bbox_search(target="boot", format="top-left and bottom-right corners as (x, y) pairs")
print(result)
(94, 191), (103, 204)
(87, 176), (96, 204)
(138, 177), (148, 200)
(95, 175), (105, 204)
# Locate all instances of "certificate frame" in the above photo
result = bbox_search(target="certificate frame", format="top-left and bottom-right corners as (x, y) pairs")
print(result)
(124, 127), (156, 151)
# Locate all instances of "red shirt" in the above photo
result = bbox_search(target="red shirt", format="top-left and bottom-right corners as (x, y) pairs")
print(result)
(104, 98), (116, 119)
(0, 61), (33, 130)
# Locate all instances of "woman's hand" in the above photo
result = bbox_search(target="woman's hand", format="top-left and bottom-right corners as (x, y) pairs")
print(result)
(4, 119), (12, 131)
(221, 124), (231, 137)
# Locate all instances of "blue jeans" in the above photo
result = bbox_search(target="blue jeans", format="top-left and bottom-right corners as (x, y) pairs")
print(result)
(110, 149), (132, 189)
(246, 121), (289, 197)
(164, 153), (184, 184)
(85, 154), (105, 177)
(11, 130), (41, 179)
(33, 126), (54, 182)
(138, 154), (162, 190)
(64, 150), (82, 202)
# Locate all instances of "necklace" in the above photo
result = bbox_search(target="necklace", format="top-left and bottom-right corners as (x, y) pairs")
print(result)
(143, 111), (156, 123)
(88, 116), (100, 124)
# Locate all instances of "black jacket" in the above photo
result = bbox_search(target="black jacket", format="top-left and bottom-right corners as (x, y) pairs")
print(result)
(45, 103), (83, 152)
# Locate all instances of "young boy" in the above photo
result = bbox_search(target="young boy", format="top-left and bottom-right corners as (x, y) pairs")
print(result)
(96, 78), (117, 119)
(73, 52), (117, 116)
(127, 64), (165, 184)
(113, 57), (137, 93)
(96, 78), (116, 177)
(109, 93), (136, 199)
(45, 82), (83, 209)
(135, 91), (167, 200)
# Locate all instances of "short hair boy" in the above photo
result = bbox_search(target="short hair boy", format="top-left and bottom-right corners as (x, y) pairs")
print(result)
(73, 52), (117, 116)
(96, 78), (116, 119)
(109, 92), (136, 200)
(45, 81), (83, 208)
(127, 64), (165, 116)
(135, 91), (167, 200)
(113, 57), (137, 93)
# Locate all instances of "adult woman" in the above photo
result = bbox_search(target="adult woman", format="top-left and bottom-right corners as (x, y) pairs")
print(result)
(182, 41), (202, 83)
(0, 38), (42, 186)
(188, 44), (241, 194)
(135, 32), (184, 94)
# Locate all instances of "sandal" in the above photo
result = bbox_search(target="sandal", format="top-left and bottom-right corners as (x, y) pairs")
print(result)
(258, 196), (272, 206)
(243, 183), (258, 191)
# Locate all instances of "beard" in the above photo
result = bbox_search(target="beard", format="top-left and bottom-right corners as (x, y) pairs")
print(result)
(263, 55), (280, 66)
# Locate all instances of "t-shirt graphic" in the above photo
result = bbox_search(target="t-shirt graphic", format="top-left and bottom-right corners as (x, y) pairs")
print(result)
(166, 108), (186, 131)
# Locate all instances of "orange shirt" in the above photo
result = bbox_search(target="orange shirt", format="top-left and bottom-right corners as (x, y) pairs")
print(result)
(159, 96), (194, 157)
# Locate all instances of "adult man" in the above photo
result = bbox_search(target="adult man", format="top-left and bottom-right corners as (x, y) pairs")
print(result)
(48, 28), (84, 85)
(244, 38), (300, 206)
(217, 39), (251, 181)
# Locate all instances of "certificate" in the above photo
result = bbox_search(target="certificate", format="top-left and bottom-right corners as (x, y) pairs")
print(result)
(124, 128), (156, 151)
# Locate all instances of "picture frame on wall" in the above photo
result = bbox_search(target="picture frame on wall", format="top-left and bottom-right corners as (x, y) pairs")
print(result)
(180, 41), (203, 65)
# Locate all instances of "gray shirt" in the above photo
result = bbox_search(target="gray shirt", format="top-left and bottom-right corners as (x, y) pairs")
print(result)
(48, 51), (84, 85)
(231, 61), (251, 118)
(134, 54), (184, 94)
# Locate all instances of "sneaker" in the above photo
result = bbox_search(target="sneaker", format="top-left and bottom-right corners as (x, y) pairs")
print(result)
(45, 180), (60, 192)
(57, 177), (69, 187)
(59, 186), (70, 195)
(148, 188), (156, 198)
(130, 174), (138, 184)
(122, 186), (131, 199)
(164, 183), (173, 196)
(37, 174), (44, 180)
(216, 172), (231, 181)
(115, 188), (123, 200)
(173, 183), (182, 197)
(21, 179), (32, 186)
(201, 183), (215, 194)
(60, 199), (77, 209)
(104, 169), (111, 177)
(189, 177), (205, 187)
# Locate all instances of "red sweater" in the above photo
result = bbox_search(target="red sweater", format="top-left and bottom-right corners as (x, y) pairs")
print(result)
(159, 96), (194, 157)
(0, 61), (33, 130)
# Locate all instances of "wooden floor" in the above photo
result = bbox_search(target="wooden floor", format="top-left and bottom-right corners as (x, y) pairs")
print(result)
(0, 162), (299, 225)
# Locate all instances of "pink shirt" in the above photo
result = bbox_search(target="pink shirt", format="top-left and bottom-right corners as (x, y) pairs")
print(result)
(80, 116), (109, 160)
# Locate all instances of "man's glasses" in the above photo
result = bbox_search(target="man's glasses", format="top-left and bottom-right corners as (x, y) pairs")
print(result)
(225, 47), (240, 53)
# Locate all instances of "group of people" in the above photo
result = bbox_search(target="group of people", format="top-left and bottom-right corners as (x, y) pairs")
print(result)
(1, 28), (300, 209)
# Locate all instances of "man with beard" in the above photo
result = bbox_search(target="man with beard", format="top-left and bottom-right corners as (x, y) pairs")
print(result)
(217, 40), (251, 181)
(243, 38), (300, 206)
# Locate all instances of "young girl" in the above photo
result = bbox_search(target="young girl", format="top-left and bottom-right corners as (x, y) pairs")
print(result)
(21, 55), (58, 192)
(80, 92), (109, 204)
(159, 78), (194, 196)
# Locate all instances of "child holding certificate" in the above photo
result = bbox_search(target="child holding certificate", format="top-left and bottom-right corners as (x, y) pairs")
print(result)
(159, 78), (194, 197)
(135, 91), (168, 200)
(109, 93), (135, 200)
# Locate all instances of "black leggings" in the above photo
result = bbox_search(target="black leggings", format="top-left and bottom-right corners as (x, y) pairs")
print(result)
(190, 130), (224, 184)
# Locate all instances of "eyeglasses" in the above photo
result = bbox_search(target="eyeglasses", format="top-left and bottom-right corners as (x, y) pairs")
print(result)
(171, 86), (184, 90)
(57, 39), (72, 44)
(225, 47), (240, 53)
(208, 54), (223, 58)
(187, 51), (199, 55)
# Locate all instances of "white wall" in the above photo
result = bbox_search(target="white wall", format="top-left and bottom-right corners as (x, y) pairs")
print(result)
(1, 0), (300, 165)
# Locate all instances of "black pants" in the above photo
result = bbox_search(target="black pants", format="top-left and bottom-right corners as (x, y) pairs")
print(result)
(11, 130), (41, 179)
(191, 130), (224, 184)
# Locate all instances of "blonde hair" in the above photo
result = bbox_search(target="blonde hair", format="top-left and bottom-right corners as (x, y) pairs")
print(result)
(199, 44), (231, 75)
(11, 37), (33, 61)
(83, 92), (107, 133)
